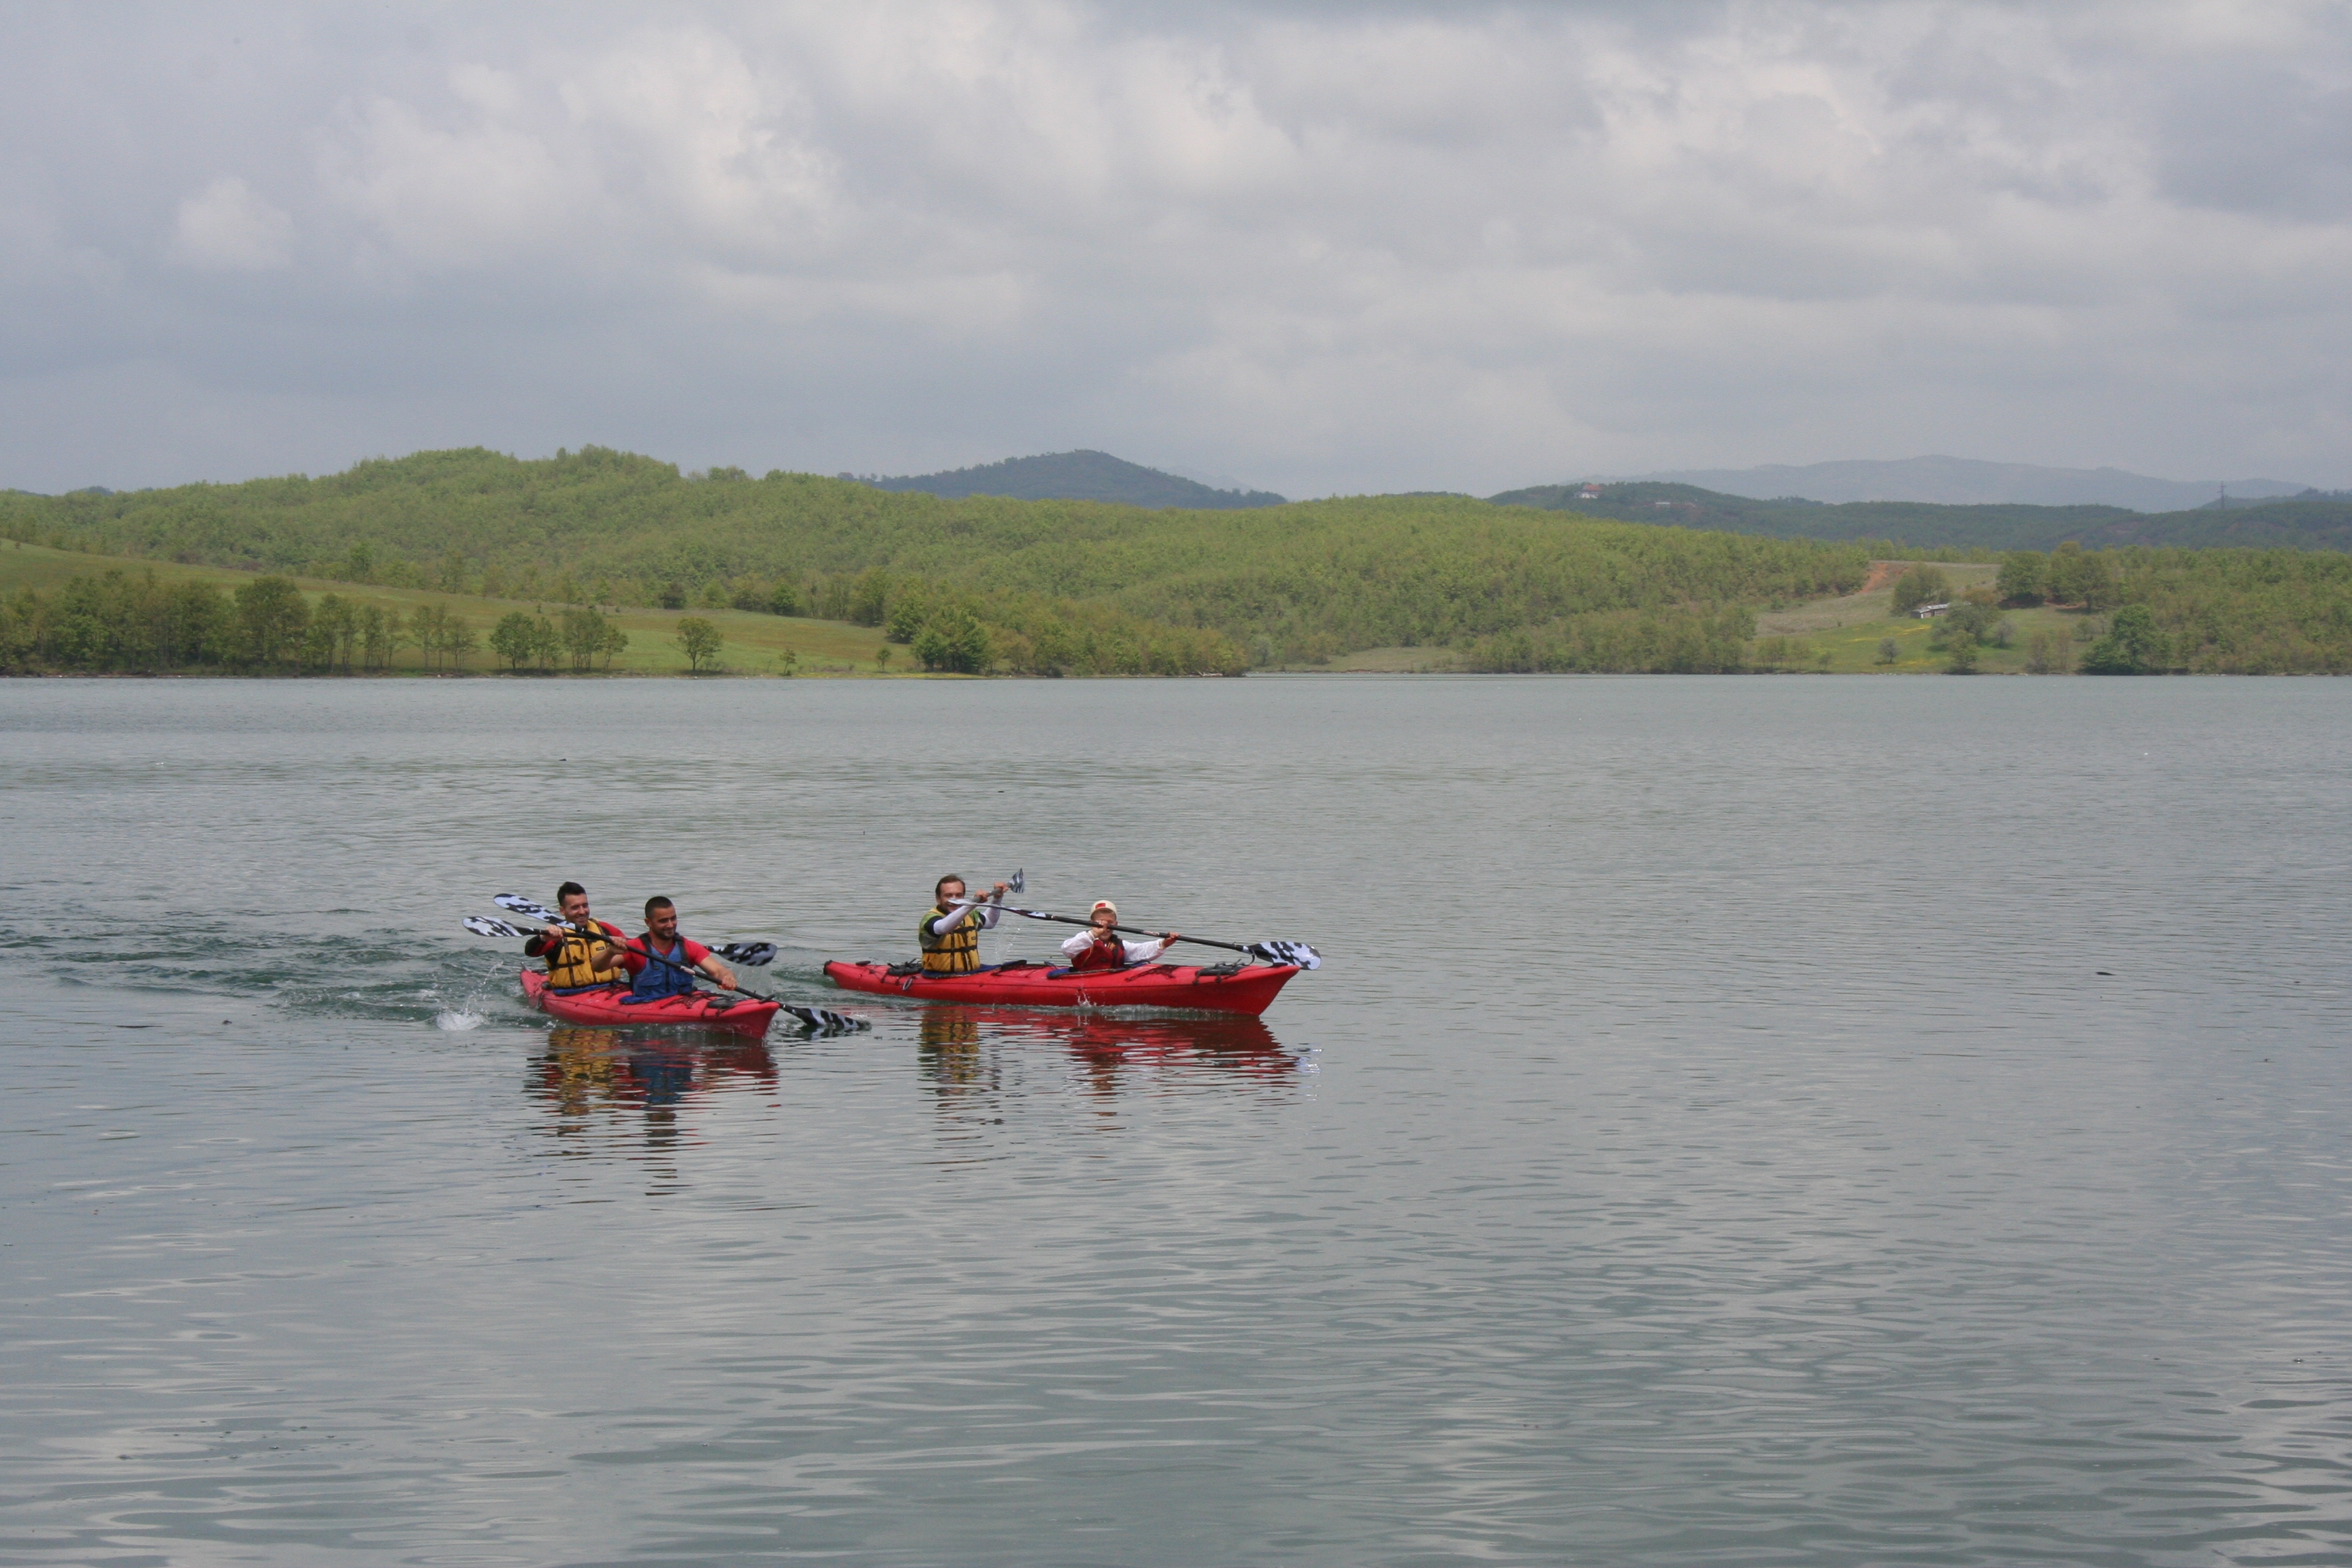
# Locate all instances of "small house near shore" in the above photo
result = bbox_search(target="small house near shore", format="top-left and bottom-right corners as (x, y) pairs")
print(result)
(1915, 602), (1951, 619)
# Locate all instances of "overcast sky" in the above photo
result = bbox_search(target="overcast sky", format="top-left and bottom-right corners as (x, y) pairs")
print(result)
(5, 1), (2349, 496)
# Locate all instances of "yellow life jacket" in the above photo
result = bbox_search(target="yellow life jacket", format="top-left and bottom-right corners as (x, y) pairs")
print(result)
(546, 919), (623, 991)
(918, 905), (983, 974)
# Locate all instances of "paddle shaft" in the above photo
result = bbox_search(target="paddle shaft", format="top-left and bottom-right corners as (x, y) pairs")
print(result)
(964, 902), (1259, 959)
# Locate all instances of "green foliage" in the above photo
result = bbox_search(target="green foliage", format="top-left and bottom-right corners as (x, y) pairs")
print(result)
(0, 568), (229, 672)
(1996, 551), (2045, 604)
(2080, 604), (2168, 674)
(2042, 542), (2120, 610)
(1464, 606), (1755, 673)
(1944, 640), (1980, 674)
(305, 593), (359, 672)
(1930, 599), (1999, 646)
(913, 606), (992, 673)
(1750, 635), (1816, 670)
(12, 448), (2352, 678)
(406, 603), (477, 671)
(849, 568), (890, 627)
(674, 616), (722, 672)
(1874, 637), (1899, 666)
(359, 603), (394, 670)
(491, 610), (539, 672)
(0, 448), (1869, 668)
(1891, 566), (1950, 616)
(235, 576), (308, 666)
(561, 606), (615, 672)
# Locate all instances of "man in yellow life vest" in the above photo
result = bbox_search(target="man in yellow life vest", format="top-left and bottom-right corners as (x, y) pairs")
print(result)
(523, 881), (629, 992)
(918, 875), (1009, 974)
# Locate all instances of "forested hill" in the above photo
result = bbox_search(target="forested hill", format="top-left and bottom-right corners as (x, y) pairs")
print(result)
(16, 446), (2352, 676)
(862, 450), (1286, 509)
(0, 446), (1864, 665)
(1489, 480), (2352, 553)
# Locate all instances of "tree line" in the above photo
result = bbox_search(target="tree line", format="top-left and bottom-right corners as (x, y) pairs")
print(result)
(0, 562), (1245, 678)
(0, 446), (1870, 666)
(8, 448), (2352, 675)
(1884, 545), (2352, 674)
(0, 569), (631, 674)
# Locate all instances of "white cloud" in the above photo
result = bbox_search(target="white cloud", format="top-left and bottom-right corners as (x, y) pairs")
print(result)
(3, 1), (2351, 492)
(168, 176), (295, 270)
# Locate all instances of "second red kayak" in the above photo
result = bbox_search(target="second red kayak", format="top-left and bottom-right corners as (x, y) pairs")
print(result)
(823, 958), (1301, 1017)
(521, 970), (781, 1035)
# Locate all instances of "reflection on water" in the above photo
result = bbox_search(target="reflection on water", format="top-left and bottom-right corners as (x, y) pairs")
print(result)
(915, 1006), (1303, 1152)
(528, 1026), (777, 1179)
(919, 1006), (1294, 1096)
(524, 1009), (1305, 1173)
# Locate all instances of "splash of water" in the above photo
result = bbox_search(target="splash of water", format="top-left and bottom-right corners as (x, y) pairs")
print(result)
(430, 956), (512, 1031)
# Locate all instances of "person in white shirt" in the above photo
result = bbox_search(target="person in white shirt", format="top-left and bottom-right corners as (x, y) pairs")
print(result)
(1061, 900), (1181, 971)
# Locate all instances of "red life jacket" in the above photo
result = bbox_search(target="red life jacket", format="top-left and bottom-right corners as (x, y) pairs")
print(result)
(1067, 932), (1127, 971)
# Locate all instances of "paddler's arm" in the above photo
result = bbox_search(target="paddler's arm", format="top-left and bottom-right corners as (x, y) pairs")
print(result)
(1126, 932), (1181, 963)
(585, 921), (629, 976)
(669, 936), (732, 989)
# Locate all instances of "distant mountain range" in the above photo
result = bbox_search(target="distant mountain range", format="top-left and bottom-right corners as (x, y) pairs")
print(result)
(1605, 457), (2310, 511)
(855, 450), (1286, 510)
(1488, 479), (2352, 553)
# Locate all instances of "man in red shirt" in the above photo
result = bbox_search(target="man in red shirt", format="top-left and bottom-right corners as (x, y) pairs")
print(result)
(619, 896), (740, 1000)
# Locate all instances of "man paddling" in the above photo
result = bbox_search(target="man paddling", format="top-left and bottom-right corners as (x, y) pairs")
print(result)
(525, 882), (629, 992)
(1061, 900), (1180, 971)
(919, 875), (1008, 974)
(619, 896), (738, 999)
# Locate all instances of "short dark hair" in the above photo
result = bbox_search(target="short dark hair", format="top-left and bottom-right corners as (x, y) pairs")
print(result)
(644, 896), (674, 918)
(557, 881), (587, 902)
(935, 874), (965, 897)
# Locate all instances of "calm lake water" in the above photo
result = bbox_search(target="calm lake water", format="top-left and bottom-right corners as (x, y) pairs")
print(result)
(3, 676), (2349, 1567)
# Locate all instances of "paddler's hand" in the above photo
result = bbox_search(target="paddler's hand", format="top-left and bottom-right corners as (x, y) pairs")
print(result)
(1162, 932), (1180, 947)
(990, 882), (1008, 900)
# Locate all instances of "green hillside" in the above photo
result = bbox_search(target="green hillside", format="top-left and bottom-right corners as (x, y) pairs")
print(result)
(7, 446), (2352, 676)
(0, 446), (1870, 668)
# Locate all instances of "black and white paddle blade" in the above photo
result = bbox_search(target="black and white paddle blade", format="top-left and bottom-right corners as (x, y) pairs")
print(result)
(1247, 941), (1322, 971)
(1008, 868), (1025, 896)
(715, 941), (778, 968)
(464, 915), (536, 940)
(493, 892), (561, 923)
(781, 1004), (867, 1034)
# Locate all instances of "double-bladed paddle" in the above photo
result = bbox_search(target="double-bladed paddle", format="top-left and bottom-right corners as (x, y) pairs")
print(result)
(948, 899), (1320, 970)
(467, 905), (865, 1032)
(488, 896), (772, 966)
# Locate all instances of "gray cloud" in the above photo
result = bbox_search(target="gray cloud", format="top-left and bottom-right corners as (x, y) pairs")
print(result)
(3, 0), (2349, 495)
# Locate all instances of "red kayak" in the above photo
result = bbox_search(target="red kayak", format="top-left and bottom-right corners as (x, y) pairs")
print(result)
(520, 970), (780, 1036)
(822, 958), (1301, 1017)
